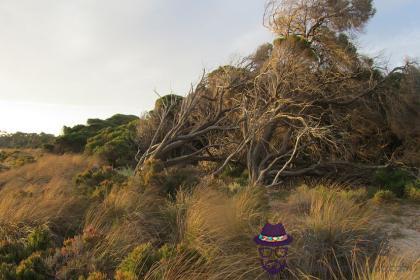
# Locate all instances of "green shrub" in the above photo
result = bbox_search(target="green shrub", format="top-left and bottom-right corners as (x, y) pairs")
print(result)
(55, 114), (138, 153)
(162, 167), (200, 197)
(0, 241), (28, 264)
(374, 168), (413, 197)
(405, 181), (420, 202)
(115, 243), (159, 279)
(154, 94), (183, 112)
(74, 166), (126, 198)
(0, 150), (6, 161)
(137, 161), (199, 196)
(85, 120), (138, 167)
(156, 243), (202, 263)
(219, 164), (249, 186)
(372, 190), (396, 203)
(0, 263), (17, 280)
(16, 253), (50, 280)
(26, 226), (51, 253)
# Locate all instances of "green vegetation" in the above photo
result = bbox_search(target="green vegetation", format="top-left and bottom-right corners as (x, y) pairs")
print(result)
(0, 150), (37, 171)
(16, 253), (50, 280)
(74, 165), (127, 198)
(115, 243), (159, 279)
(55, 114), (138, 154)
(405, 181), (420, 201)
(0, 132), (55, 149)
(373, 190), (396, 204)
(374, 168), (417, 198)
(85, 120), (138, 167)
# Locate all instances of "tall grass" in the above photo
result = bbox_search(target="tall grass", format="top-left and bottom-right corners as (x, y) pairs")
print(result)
(0, 154), (94, 235)
(140, 179), (268, 280)
(270, 185), (386, 279)
(1, 156), (418, 279)
(84, 181), (167, 270)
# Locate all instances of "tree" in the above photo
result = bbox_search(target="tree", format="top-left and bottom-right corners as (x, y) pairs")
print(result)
(264, 0), (375, 40)
(55, 114), (139, 153)
(135, 1), (418, 186)
(0, 132), (55, 149)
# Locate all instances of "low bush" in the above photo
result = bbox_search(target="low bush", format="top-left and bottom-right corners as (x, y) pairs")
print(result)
(0, 241), (27, 264)
(26, 225), (52, 253)
(16, 253), (50, 280)
(374, 168), (413, 197)
(136, 159), (200, 197)
(404, 181), (420, 202)
(0, 263), (17, 279)
(373, 190), (397, 204)
(115, 243), (159, 279)
(74, 166), (126, 198)
(85, 120), (139, 168)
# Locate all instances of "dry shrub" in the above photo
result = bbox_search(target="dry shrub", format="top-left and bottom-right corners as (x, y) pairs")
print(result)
(0, 154), (95, 235)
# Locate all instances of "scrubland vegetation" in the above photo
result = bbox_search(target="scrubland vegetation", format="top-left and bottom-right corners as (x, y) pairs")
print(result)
(1, 0), (420, 279)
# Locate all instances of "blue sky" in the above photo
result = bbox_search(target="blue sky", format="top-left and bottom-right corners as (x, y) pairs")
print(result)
(0, 0), (418, 135)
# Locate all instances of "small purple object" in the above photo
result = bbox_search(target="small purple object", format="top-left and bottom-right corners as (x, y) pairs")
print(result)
(254, 223), (293, 275)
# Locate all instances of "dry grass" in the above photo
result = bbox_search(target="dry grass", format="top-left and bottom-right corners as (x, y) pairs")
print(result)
(1, 156), (418, 279)
(0, 154), (95, 235)
(346, 255), (420, 280)
(82, 181), (419, 279)
(84, 182), (167, 269)
(269, 185), (386, 279)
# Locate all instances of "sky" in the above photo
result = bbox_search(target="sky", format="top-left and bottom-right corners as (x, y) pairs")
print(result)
(0, 0), (419, 135)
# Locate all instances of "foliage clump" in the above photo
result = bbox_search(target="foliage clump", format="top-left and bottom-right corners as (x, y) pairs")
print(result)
(85, 120), (138, 167)
(16, 253), (50, 280)
(374, 168), (415, 197)
(26, 226), (52, 253)
(55, 114), (138, 154)
(404, 181), (420, 202)
(372, 190), (396, 204)
(136, 159), (200, 197)
(74, 166), (127, 198)
(0, 150), (36, 170)
(115, 242), (159, 279)
(0, 262), (17, 280)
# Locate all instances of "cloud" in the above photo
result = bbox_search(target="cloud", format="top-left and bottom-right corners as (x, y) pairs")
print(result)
(359, 29), (420, 67)
(0, 0), (417, 133)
